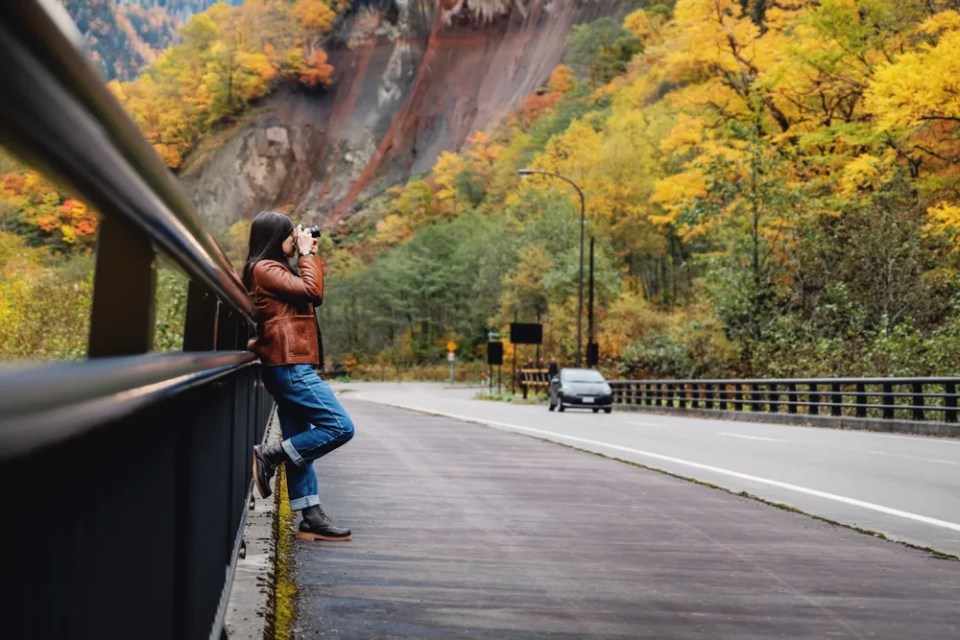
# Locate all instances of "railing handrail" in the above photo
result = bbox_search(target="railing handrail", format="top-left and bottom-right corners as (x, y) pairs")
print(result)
(608, 376), (960, 426)
(0, 1), (254, 322)
(0, 351), (256, 462)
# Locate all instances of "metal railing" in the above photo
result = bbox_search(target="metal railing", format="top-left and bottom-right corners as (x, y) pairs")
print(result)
(0, 2), (271, 639)
(610, 378), (960, 424)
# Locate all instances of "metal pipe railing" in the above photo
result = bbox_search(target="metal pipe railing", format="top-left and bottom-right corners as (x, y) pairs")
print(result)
(609, 378), (960, 423)
(0, 3), (270, 638)
(0, 351), (257, 462)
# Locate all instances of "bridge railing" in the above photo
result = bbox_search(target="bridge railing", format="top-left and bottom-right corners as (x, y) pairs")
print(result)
(609, 378), (960, 424)
(0, 3), (271, 639)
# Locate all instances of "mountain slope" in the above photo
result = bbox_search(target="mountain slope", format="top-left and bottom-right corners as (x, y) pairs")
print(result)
(179, 0), (633, 229)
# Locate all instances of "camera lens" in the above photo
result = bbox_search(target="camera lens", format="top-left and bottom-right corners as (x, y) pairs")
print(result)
(306, 225), (321, 238)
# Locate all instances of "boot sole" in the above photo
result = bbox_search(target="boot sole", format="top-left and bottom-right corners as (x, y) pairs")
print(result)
(253, 451), (272, 499)
(296, 531), (352, 542)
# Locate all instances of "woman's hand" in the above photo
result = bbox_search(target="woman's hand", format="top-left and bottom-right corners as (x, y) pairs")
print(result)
(295, 226), (316, 256)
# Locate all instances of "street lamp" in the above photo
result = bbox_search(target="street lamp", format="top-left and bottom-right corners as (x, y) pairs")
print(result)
(518, 168), (586, 367)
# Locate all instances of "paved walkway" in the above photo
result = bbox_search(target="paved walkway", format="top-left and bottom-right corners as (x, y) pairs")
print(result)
(290, 400), (960, 639)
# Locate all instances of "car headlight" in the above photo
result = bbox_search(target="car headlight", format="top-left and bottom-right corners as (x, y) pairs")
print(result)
(561, 386), (573, 395)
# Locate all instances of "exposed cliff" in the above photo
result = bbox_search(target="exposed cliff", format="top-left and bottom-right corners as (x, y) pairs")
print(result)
(179, 0), (633, 231)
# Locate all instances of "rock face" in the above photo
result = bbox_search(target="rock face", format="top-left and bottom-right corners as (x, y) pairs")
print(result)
(179, 0), (630, 229)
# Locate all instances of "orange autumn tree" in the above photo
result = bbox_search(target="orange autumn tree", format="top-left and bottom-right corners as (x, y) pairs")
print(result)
(110, 0), (342, 169)
(0, 170), (98, 253)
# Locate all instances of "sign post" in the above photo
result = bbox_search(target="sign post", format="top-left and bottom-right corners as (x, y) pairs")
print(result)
(446, 341), (457, 385)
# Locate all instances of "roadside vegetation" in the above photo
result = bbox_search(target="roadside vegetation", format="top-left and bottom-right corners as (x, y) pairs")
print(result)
(3, 0), (960, 383)
(319, 0), (960, 379)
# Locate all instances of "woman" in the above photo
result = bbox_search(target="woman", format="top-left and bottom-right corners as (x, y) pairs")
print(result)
(244, 210), (354, 541)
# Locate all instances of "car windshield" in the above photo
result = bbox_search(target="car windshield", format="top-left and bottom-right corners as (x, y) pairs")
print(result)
(562, 369), (605, 383)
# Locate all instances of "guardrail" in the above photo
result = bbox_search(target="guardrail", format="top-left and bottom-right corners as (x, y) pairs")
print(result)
(609, 378), (960, 424)
(0, 3), (271, 639)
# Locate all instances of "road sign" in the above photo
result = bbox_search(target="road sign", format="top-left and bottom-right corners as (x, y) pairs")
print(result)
(446, 341), (457, 352)
(447, 351), (456, 362)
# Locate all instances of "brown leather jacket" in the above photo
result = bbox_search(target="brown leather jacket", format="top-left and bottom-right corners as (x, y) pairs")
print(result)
(246, 256), (324, 366)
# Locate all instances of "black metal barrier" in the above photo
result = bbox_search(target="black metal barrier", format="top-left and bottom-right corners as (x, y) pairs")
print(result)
(0, 2), (273, 639)
(609, 377), (960, 423)
(0, 354), (270, 639)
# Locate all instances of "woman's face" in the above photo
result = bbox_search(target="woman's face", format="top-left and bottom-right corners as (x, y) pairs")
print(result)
(281, 227), (296, 258)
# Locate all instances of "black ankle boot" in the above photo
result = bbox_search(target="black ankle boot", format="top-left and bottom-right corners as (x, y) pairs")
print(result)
(298, 505), (351, 541)
(252, 442), (287, 499)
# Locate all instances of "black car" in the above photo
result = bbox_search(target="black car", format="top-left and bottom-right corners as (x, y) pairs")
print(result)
(548, 368), (613, 413)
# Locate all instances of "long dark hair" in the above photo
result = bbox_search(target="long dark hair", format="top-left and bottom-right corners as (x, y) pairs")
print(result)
(243, 210), (294, 290)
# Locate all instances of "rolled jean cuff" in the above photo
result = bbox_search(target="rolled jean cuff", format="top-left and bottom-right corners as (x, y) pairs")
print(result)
(281, 439), (305, 466)
(290, 495), (320, 511)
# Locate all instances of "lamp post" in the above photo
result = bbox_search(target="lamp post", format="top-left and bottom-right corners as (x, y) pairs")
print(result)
(518, 168), (585, 367)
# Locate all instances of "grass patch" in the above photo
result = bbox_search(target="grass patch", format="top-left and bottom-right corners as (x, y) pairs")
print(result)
(267, 466), (297, 640)
(474, 391), (547, 405)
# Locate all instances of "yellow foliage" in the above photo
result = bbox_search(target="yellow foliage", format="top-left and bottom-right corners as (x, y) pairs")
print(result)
(295, 0), (336, 32)
(547, 65), (574, 95)
(649, 168), (707, 233)
(374, 213), (413, 247)
(838, 150), (896, 195)
(667, 0), (761, 81)
(865, 12), (960, 130)
(659, 113), (706, 155)
(925, 202), (960, 249)
(624, 9), (653, 42)
(431, 151), (466, 203)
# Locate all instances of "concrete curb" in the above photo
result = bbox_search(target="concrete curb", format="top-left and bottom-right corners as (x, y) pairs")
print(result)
(224, 411), (281, 640)
(613, 403), (960, 437)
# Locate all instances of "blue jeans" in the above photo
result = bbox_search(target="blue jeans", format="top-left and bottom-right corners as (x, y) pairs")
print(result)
(261, 364), (355, 511)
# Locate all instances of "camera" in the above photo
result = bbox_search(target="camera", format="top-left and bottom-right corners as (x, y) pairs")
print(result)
(304, 225), (321, 238)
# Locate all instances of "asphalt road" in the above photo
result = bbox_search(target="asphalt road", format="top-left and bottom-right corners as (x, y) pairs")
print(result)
(339, 382), (960, 557)
(291, 397), (960, 639)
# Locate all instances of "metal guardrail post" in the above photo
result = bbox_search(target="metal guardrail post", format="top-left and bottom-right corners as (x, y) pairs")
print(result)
(912, 382), (924, 421)
(946, 382), (957, 423)
(184, 281), (221, 351)
(882, 382), (894, 419)
(787, 382), (797, 414)
(809, 384), (819, 415)
(88, 216), (157, 357)
(855, 383), (867, 418)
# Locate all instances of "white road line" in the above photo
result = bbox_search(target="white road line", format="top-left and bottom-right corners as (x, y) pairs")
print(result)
(719, 432), (786, 443)
(375, 401), (960, 535)
(869, 450), (960, 466)
(871, 432), (960, 445)
(628, 420), (670, 427)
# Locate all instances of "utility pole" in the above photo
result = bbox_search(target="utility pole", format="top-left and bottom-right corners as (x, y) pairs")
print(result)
(518, 168), (585, 367)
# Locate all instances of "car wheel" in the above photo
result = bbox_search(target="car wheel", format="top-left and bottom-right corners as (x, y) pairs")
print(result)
(592, 408), (599, 413)
(558, 403), (565, 412)
(604, 408), (612, 414)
